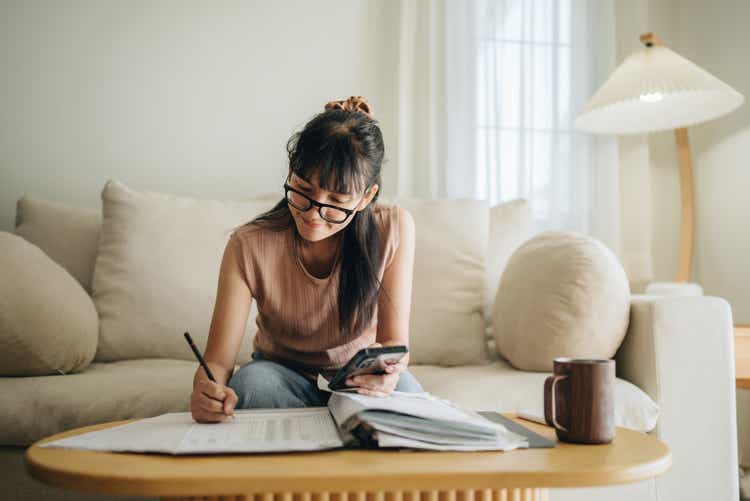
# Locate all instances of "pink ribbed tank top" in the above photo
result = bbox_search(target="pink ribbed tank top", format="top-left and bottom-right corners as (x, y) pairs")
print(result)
(228, 203), (401, 382)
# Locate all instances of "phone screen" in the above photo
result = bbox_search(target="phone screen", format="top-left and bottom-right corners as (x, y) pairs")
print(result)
(351, 352), (404, 376)
(328, 347), (408, 390)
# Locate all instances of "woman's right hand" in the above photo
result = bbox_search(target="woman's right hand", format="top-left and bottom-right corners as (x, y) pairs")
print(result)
(190, 371), (239, 423)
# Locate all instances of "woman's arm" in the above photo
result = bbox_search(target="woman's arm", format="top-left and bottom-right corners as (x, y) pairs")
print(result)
(190, 235), (251, 422)
(198, 236), (253, 386)
(375, 206), (417, 366)
(348, 206), (416, 396)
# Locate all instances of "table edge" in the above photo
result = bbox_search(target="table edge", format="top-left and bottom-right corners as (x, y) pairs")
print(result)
(24, 414), (672, 496)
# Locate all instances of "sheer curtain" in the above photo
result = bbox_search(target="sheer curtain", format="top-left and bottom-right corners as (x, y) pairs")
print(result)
(389, 0), (619, 249)
(476, 0), (618, 240)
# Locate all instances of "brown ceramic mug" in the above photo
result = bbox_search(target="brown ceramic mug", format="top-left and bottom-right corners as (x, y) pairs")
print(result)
(544, 357), (615, 444)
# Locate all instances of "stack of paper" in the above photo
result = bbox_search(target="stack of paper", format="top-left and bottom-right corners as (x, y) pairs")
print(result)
(326, 388), (529, 451)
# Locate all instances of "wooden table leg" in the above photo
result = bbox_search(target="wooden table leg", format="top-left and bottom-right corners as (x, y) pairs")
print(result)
(161, 488), (551, 501)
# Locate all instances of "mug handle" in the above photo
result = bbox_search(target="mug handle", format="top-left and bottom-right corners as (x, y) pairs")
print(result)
(550, 374), (569, 432)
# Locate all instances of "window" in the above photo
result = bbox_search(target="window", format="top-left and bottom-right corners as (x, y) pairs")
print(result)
(476, 0), (587, 231)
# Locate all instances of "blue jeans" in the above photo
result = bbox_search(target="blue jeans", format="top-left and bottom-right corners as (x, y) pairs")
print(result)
(228, 351), (425, 409)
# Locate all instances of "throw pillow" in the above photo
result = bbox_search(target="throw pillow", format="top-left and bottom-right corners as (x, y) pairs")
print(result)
(376, 196), (490, 365)
(92, 179), (279, 362)
(0, 232), (98, 375)
(15, 196), (101, 294)
(493, 230), (630, 371)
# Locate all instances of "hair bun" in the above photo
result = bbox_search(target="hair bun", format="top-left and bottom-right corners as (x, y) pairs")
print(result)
(324, 96), (373, 118)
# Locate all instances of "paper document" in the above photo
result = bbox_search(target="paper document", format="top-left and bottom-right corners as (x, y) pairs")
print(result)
(41, 407), (345, 454)
(327, 391), (516, 434)
(41, 378), (531, 455)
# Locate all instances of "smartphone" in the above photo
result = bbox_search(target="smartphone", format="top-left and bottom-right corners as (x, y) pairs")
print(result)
(328, 345), (408, 391)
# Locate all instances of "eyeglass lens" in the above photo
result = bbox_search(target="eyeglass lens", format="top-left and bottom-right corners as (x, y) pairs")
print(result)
(286, 190), (349, 223)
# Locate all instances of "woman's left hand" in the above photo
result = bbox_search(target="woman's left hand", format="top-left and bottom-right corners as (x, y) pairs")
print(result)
(345, 342), (407, 397)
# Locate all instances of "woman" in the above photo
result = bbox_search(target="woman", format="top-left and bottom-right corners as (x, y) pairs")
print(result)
(190, 96), (424, 423)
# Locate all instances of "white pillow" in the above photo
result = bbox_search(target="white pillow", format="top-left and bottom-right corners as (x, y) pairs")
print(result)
(493, 230), (631, 371)
(409, 361), (660, 433)
(379, 196), (490, 366)
(92, 180), (279, 362)
(0, 232), (98, 375)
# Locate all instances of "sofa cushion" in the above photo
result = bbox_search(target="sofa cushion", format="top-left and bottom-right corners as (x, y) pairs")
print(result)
(0, 232), (98, 376)
(379, 196), (490, 365)
(493, 231), (631, 371)
(0, 358), (658, 445)
(92, 179), (279, 363)
(0, 359), (197, 445)
(14, 196), (101, 293)
(409, 360), (659, 433)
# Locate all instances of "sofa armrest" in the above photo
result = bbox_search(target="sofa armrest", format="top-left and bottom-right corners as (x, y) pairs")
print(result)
(615, 294), (738, 501)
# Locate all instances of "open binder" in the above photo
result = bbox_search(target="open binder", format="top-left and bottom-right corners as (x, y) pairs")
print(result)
(40, 379), (554, 454)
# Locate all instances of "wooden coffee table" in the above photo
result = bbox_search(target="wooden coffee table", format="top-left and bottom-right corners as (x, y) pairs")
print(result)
(736, 324), (750, 389)
(25, 413), (671, 501)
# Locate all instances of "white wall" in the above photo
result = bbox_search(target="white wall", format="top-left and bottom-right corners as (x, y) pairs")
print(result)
(0, 0), (398, 231)
(642, 0), (750, 323)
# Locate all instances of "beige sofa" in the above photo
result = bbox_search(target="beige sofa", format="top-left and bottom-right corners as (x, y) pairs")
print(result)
(0, 180), (739, 501)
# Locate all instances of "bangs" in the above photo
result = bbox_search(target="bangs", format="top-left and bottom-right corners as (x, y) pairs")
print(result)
(292, 128), (367, 196)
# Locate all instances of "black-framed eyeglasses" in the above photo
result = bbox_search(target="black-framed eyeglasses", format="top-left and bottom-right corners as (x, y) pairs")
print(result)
(283, 181), (365, 224)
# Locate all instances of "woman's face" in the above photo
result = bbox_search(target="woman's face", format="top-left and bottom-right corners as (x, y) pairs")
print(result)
(287, 171), (378, 243)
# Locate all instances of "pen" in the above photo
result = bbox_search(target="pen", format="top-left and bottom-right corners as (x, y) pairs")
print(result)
(184, 332), (216, 383)
(516, 411), (548, 426)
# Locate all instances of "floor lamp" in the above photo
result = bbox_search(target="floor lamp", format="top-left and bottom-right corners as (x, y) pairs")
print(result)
(575, 32), (744, 284)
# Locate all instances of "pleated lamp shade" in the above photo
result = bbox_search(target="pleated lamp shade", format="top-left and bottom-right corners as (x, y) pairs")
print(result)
(575, 45), (744, 134)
